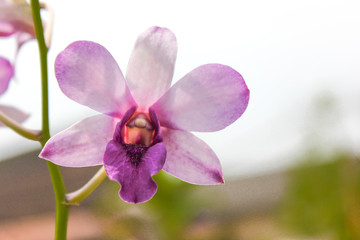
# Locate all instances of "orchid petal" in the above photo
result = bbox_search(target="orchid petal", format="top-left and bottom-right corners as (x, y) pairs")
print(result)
(126, 26), (177, 109)
(16, 31), (33, 49)
(161, 128), (224, 185)
(104, 140), (166, 203)
(152, 64), (249, 132)
(0, 22), (15, 36)
(0, 105), (28, 126)
(40, 114), (117, 167)
(55, 41), (136, 118)
(0, 0), (35, 37)
(0, 57), (13, 94)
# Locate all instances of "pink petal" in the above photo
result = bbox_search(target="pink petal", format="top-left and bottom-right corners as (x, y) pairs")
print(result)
(40, 114), (117, 167)
(152, 64), (250, 132)
(0, 0), (35, 37)
(126, 26), (177, 109)
(0, 57), (14, 94)
(0, 105), (28, 126)
(161, 127), (224, 185)
(0, 22), (15, 36)
(16, 31), (33, 49)
(55, 41), (136, 118)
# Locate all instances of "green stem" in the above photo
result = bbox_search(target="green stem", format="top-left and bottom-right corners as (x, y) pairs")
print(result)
(31, 1), (70, 239)
(66, 166), (107, 204)
(0, 111), (42, 141)
(45, 160), (70, 240)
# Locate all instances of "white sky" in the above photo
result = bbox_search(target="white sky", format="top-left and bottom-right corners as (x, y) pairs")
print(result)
(1, 0), (360, 177)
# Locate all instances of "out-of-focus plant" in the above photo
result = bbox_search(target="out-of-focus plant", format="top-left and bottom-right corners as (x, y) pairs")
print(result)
(93, 171), (204, 240)
(279, 152), (360, 239)
(145, 171), (203, 240)
(0, 0), (37, 128)
(0, 57), (29, 127)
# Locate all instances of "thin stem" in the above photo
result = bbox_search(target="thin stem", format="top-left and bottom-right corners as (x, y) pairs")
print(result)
(31, 1), (70, 239)
(45, 160), (70, 240)
(66, 166), (107, 204)
(0, 111), (42, 141)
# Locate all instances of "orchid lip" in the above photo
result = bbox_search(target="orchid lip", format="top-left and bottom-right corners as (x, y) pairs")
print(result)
(103, 106), (166, 203)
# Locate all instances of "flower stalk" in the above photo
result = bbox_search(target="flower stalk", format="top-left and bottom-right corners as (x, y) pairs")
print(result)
(31, 0), (69, 239)
(0, 110), (41, 141)
(66, 166), (107, 204)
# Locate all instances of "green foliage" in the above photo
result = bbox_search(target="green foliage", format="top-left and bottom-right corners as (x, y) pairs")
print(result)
(279, 152), (360, 239)
(92, 171), (203, 240)
(146, 171), (203, 240)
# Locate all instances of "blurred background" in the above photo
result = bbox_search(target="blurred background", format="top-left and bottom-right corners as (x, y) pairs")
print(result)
(0, 0), (359, 239)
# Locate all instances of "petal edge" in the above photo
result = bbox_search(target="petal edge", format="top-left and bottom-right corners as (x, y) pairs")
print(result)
(162, 128), (224, 185)
(0, 57), (14, 95)
(152, 64), (249, 132)
(55, 41), (136, 118)
(40, 114), (117, 167)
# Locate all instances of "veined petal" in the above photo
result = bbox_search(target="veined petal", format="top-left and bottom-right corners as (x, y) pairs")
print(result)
(161, 128), (224, 185)
(0, 105), (28, 126)
(0, 57), (13, 94)
(152, 64), (249, 132)
(40, 114), (117, 167)
(104, 140), (166, 203)
(126, 26), (177, 109)
(55, 41), (136, 118)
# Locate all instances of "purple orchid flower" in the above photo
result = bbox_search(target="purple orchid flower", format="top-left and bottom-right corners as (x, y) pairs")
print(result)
(40, 27), (249, 203)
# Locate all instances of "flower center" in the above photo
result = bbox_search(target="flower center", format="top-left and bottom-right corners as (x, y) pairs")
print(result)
(124, 113), (154, 147)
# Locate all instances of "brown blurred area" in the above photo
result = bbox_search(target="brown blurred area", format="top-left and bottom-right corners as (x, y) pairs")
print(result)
(0, 150), (359, 240)
(0, 150), (288, 240)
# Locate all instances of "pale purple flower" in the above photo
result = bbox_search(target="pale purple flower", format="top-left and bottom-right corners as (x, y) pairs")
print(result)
(40, 27), (250, 203)
(0, 56), (28, 126)
(0, 0), (35, 49)
(0, 0), (35, 86)
(0, 56), (13, 95)
(0, 104), (28, 126)
(0, 0), (33, 125)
